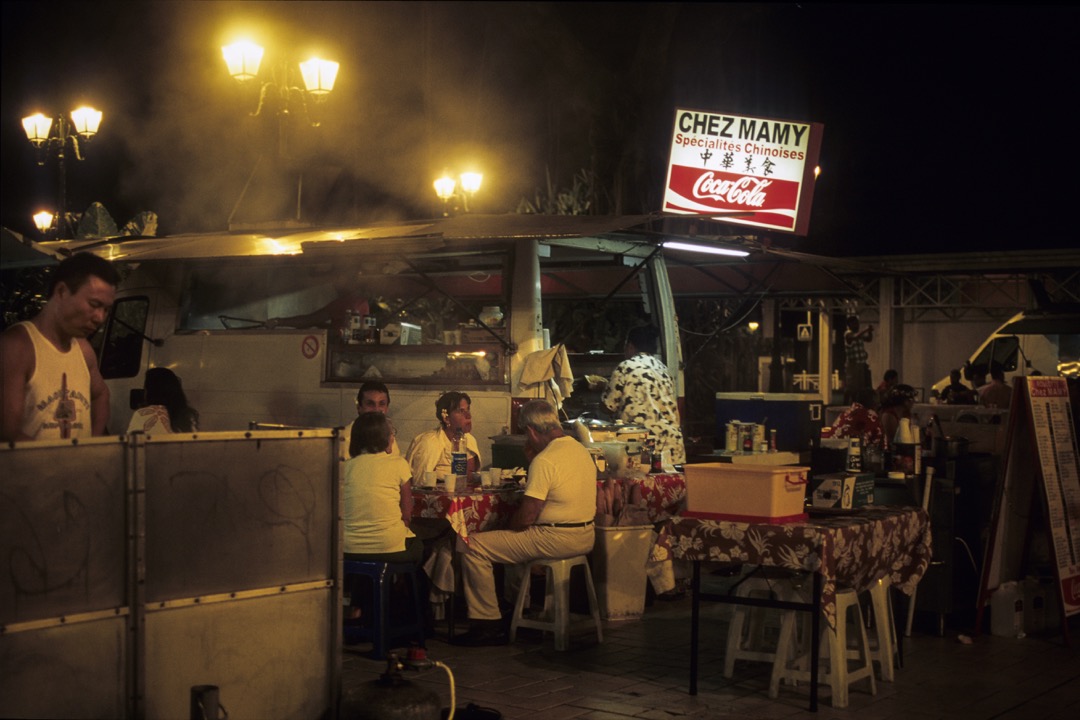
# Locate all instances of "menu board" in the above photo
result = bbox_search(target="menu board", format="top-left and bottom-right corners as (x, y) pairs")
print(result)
(982, 376), (1080, 626)
(1026, 377), (1080, 617)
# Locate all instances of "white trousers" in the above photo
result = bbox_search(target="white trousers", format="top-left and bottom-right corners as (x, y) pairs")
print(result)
(459, 526), (595, 621)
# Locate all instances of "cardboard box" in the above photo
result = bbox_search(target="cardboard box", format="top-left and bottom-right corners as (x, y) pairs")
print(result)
(811, 472), (874, 508)
(683, 463), (810, 523)
(380, 322), (422, 345)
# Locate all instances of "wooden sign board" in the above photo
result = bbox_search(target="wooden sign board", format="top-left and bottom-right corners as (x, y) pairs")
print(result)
(980, 377), (1080, 638)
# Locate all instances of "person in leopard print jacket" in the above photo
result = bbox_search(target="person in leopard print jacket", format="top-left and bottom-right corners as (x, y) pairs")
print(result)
(602, 325), (686, 466)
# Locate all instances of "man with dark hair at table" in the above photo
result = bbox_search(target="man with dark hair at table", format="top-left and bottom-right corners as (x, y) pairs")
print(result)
(453, 399), (596, 646)
(1, 253), (119, 441)
(357, 380), (399, 454)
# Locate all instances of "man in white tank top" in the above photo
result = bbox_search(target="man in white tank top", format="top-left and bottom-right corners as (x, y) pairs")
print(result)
(1, 254), (119, 441)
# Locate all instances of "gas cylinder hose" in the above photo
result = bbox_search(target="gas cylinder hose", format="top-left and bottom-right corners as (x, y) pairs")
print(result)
(434, 661), (456, 720)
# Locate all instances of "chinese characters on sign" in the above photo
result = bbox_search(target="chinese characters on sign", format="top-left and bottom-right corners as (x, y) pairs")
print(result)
(663, 109), (824, 235)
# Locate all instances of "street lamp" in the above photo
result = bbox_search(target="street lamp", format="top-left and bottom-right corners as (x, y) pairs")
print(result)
(222, 40), (339, 127)
(222, 39), (340, 227)
(434, 170), (483, 216)
(21, 107), (104, 238)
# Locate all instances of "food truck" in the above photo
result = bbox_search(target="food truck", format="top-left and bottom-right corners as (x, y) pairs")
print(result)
(30, 214), (686, 457)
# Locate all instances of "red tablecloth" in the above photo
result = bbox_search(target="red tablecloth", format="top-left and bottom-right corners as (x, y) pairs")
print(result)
(668, 505), (932, 629)
(412, 486), (523, 541)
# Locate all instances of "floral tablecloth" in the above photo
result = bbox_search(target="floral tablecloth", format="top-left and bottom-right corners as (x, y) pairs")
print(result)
(597, 472), (687, 525)
(668, 505), (932, 629)
(412, 486), (524, 540)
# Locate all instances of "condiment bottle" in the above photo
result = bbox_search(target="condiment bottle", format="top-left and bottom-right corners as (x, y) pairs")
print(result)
(892, 418), (916, 476)
(847, 437), (863, 472)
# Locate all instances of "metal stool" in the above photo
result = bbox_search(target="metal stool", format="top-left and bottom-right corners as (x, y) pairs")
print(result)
(509, 556), (603, 651)
(343, 561), (426, 659)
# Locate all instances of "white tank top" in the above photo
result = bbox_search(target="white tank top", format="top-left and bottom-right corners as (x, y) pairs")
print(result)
(18, 321), (92, 440)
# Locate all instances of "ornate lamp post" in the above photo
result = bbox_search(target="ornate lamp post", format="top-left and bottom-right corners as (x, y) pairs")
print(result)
(221, 39), (340, 226)
(21, 106), (103, 238)
(434, 170), (483, 216)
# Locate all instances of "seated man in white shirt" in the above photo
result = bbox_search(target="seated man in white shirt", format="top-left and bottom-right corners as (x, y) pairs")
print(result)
(453, 399), (596, 646)
(405, 390), (482, 480)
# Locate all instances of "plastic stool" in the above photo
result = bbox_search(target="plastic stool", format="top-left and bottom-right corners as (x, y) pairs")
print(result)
(868, 576), (898, 681)
(343, 561), (426, 659)
(769, 587), (877, 708)
(509, 556), (603, 651)
(724, 570), (801, 678)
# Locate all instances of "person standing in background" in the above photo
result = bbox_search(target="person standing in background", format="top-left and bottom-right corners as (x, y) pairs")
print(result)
(843, 315), (874, 404)
(1, 254), (119, 441)
(876, 368), (899, 407)
(940, 368), (975, 404)
(980, 365), (1012, 409)
(602, 325), (686, 466)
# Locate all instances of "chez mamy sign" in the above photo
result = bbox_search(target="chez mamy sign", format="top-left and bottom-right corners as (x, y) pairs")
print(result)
(663, 109), (824, 235)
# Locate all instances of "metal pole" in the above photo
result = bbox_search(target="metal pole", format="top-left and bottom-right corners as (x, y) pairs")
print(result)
(56, 115), (70, 238)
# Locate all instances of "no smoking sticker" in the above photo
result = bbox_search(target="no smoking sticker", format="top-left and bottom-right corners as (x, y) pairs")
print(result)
(301, 335), (320, 359)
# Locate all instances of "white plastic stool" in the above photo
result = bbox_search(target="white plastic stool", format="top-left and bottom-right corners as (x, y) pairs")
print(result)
(509, 555), (603, 651)
(724, 571), (801, 678)
(769, 587), (877, 708)
(868, 576), (898, 681)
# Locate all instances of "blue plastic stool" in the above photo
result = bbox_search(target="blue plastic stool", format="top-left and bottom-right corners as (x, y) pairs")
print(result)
(343, 561), (426, 659)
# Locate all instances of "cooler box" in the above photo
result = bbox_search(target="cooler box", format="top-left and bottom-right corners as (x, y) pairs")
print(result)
(683, 463), (809, 523)
(715, 392), (824, 453)
(811, 472), (874, 508)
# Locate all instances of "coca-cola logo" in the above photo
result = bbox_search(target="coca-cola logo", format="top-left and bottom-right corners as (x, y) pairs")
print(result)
(692, 172), (772, 207)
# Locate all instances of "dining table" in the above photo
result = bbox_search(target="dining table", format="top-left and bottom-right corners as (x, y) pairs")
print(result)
(667, 505), (932, 711)
(412, 482), (525, 542)
(411, 482), (525, 628)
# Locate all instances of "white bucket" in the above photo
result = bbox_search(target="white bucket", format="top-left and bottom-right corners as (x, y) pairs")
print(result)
(592, 525), (654, 621)
(990, 581), (1024, 638)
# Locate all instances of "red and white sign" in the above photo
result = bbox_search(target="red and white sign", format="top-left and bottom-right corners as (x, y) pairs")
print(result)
(663, 109), (824, 235)
(301, 335), (320, 360)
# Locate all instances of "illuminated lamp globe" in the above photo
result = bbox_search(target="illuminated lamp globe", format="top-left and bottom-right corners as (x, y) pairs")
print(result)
(300, 58), (339, 95)
(222, 40), (264, 81)
(33, 210), (54, 234)
(459, 172), (482, 195)
(434, 175), (456, 201)
(22, 113), (53, 146)
(70, 106), (103, 138)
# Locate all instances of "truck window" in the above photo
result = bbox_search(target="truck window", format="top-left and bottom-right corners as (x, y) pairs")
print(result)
(991, 336), (1020, 372)
(99, 296), (150, 379)
(971, 336), (1019, 373)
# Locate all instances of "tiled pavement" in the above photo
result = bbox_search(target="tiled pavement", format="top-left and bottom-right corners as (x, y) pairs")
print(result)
(340, 593), (1080, 720)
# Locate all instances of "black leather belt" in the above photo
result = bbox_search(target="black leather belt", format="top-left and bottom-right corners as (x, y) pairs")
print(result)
(534, 521), (594, 528)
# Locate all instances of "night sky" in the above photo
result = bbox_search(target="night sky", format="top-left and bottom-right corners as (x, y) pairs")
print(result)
(1, 2), (1075, 256)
